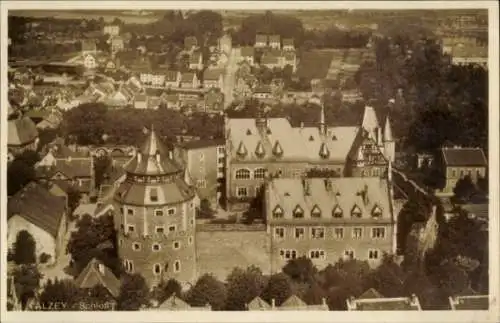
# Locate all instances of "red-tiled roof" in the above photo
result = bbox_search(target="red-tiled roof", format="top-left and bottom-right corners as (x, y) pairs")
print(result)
(75, 258), (121, 298)
(7, 182), (66, 238)
(441, 147), (487, 166)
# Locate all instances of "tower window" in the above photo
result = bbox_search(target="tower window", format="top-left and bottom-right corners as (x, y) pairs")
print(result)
(152, 243), (161, 251)
(127, 209), (134, 216)
(153, 264), (161, 275)
(174, 260), (181, 273)
(155, 226), (164, 234)
(132, 242), (141, 251)
(169, 225), (176, 232)
(150, 188), (158, 202)
(167, 208), (176, 216)
(127, 225), (135, 233)
(154, 209), (164, 216)
(173, 241), (180, 249)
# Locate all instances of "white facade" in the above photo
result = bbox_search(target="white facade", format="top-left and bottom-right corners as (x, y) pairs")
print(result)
(103, 25), (120, 36)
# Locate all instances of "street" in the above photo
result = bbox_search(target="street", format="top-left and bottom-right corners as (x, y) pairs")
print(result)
(223, 47), (240, 108)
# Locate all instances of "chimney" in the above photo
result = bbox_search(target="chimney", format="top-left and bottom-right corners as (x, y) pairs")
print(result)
(271, 299), (276, 309)
(300, 122), (304, 129)
(322, 298), (327, 306)
(156, 151), (161, 163)
(302, 179), (311, 196)
(169, 151), (173, 160)
(137, 153), (142, 163)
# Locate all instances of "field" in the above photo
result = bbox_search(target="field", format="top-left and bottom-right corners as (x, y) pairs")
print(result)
(10, 10), (162, 24)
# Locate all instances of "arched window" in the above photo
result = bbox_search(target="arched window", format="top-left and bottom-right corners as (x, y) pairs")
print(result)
(293, 205), (304, 218)
(254, 168), (267, 179)
(351, 205), (362, 218)
(332, 205), (343, 218)
(235, 168), (251, 179)
(311, 205), (321, 218)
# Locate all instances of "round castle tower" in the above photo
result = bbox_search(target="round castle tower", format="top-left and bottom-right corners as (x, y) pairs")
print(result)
(114, 128), (197, 287)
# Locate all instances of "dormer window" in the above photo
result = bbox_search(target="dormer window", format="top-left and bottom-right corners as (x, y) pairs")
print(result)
(273, 205), (284, 218)
(332, 205), (343, 218)
(372, 205), (382, 218)
(293, 205), (304, 218)
(351, 205), (362, 218)
(311, 205), (321, 218)
(309, 135), (314, 141)
(246, 129), (252, 135)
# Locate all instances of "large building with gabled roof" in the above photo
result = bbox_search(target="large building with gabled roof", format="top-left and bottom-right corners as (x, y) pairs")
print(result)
(346, 288), (422, 311)
(113, 127), (198, 287)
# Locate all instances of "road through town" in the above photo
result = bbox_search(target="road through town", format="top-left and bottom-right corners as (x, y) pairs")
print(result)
(223, 47), (240, 108)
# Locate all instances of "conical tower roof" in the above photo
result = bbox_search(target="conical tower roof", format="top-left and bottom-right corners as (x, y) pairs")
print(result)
(383, 115), (393, 141)
(255, 141), (266, 158)
(236, 141), (248, 157)
(319, 142), (330, 159)
(124, 128), (181, 176)
(272, 140), (284, 157)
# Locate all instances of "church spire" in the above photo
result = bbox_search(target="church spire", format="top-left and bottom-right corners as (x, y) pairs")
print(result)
(319, 100), (327, 136)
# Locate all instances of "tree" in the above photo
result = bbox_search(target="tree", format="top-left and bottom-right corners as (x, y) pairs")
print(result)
(186, 274), (227, 310)
(7, 158), (36, 196)
(188, 10), (223, 45)
(453, 175), (477, 202)
(62, 103), (107, 145)
(261, 273), (293, 307)
(363, 254), (406, 298)
(12, 265), (43, 310)
(12, 230), (37, 265)
(225, 266), (267, 310)
(303, 281), (327, 306)
(66, 214), (120, 276)
(94, 155), (112, 189)
(152, 279), (182, 304)
(117, 273), (150, 310)
(282, 256), (318, 284)
(39, 279), (84, 311)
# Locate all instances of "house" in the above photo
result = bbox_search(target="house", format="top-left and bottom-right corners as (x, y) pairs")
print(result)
(147, 295), (211, 311)
(81, 39), (97, 55)
(103, 25), (120, 36)
(246, 295), (328, 311)
(252, 85), (273, 100)
(218, 34), (232, 54)
(283, 38), (295, 51)
(7, 182), (68, 265)
(346, 289), (422, 310)
(189, 52), (203, 70)
(255, 34), (268, 48)
(7, 111), (39, 156)
(75, 258), (120, 303)
(240, 46), (255, 66)
(437, 147), (487, 196)
(283, 51), (297, 73)
(36, 110), (63, 130)
(204, 90), (224, 112)
(184, 36), (198, 51)
(134, 94), (148, 109)
(261, 52), (282, 69)
(110, 36), (125, 52)
(165, 70), (181, 88)
(83, 54), (98, 70)
(173, 138), (225, 206)
(203, 69), (224, 89)
(180, 72), (200, 89)
(449, 294), (489, 310)
(269, 34), (281, 49)
(163, 93), (181, 110)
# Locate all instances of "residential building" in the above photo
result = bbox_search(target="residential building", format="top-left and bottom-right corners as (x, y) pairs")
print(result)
(165, 71), (181, 88)
(83, 54), (98, 70)
(255, 34), (268, 48)
(81, 39), (97, 55)
(283, 51), (297, 73)
(282, 38), (295, 51)
(75, 257), (120, 305)
(173, 138), (226, 207)
(180, 73), (200, 89)
(163, 93), (181, 110)
(134, 94), (148, 109)
(269, 35), (281, 49)
(360, 105), (395, 163)
(252, 85), (273, 100)
(103, 25), (120, 36)
(346, 288), (422, 310)
(184, 36), (198, 51)
(189, 52), (203, 71)
(203, 69), (224, 89)
(224, 105), (390, 210)
(110, 36), (125, 53)
(437, 147), (487, 196)
(204, 90), (224, 112)
(7, 182), (68, 265)
(261, 52), (282, 69)
(7, 110), (39, 156)
(247, 295), (328, 311)
(218, 34), (232, 54)
(113, 129), (198, 287)
(240, 47), (255, 66)
(265, 176), (396, 272)
(147, 295), (211, 311)
(449, 295), (489, 310)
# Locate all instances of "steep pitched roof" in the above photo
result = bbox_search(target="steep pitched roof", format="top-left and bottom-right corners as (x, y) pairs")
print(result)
(281, 295), (307, 308)
(74, 258), (121, 298)
(283, 38), (294, 46)
(247, 296), (271, 310)
(37, 158), (92, 179)
(347, 295), (422, 311)
(8, 116), (39, 147)
(203, 69), (223, 81)
(180, 73), (196, 83)
(177, 138), (225, 150)
(441, 147), (487, 167)
(7, 182), (66, 238)
(359, 288), (384, 299)
(241, 46), (255, 57)
(449, 295), (489, 310)
(255, 34), (268, 43)
(158, 295), (191, 310)
(269, 34), (281, 43)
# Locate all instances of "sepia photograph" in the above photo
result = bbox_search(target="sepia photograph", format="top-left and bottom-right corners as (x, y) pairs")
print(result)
(1, 1), (498, 322)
